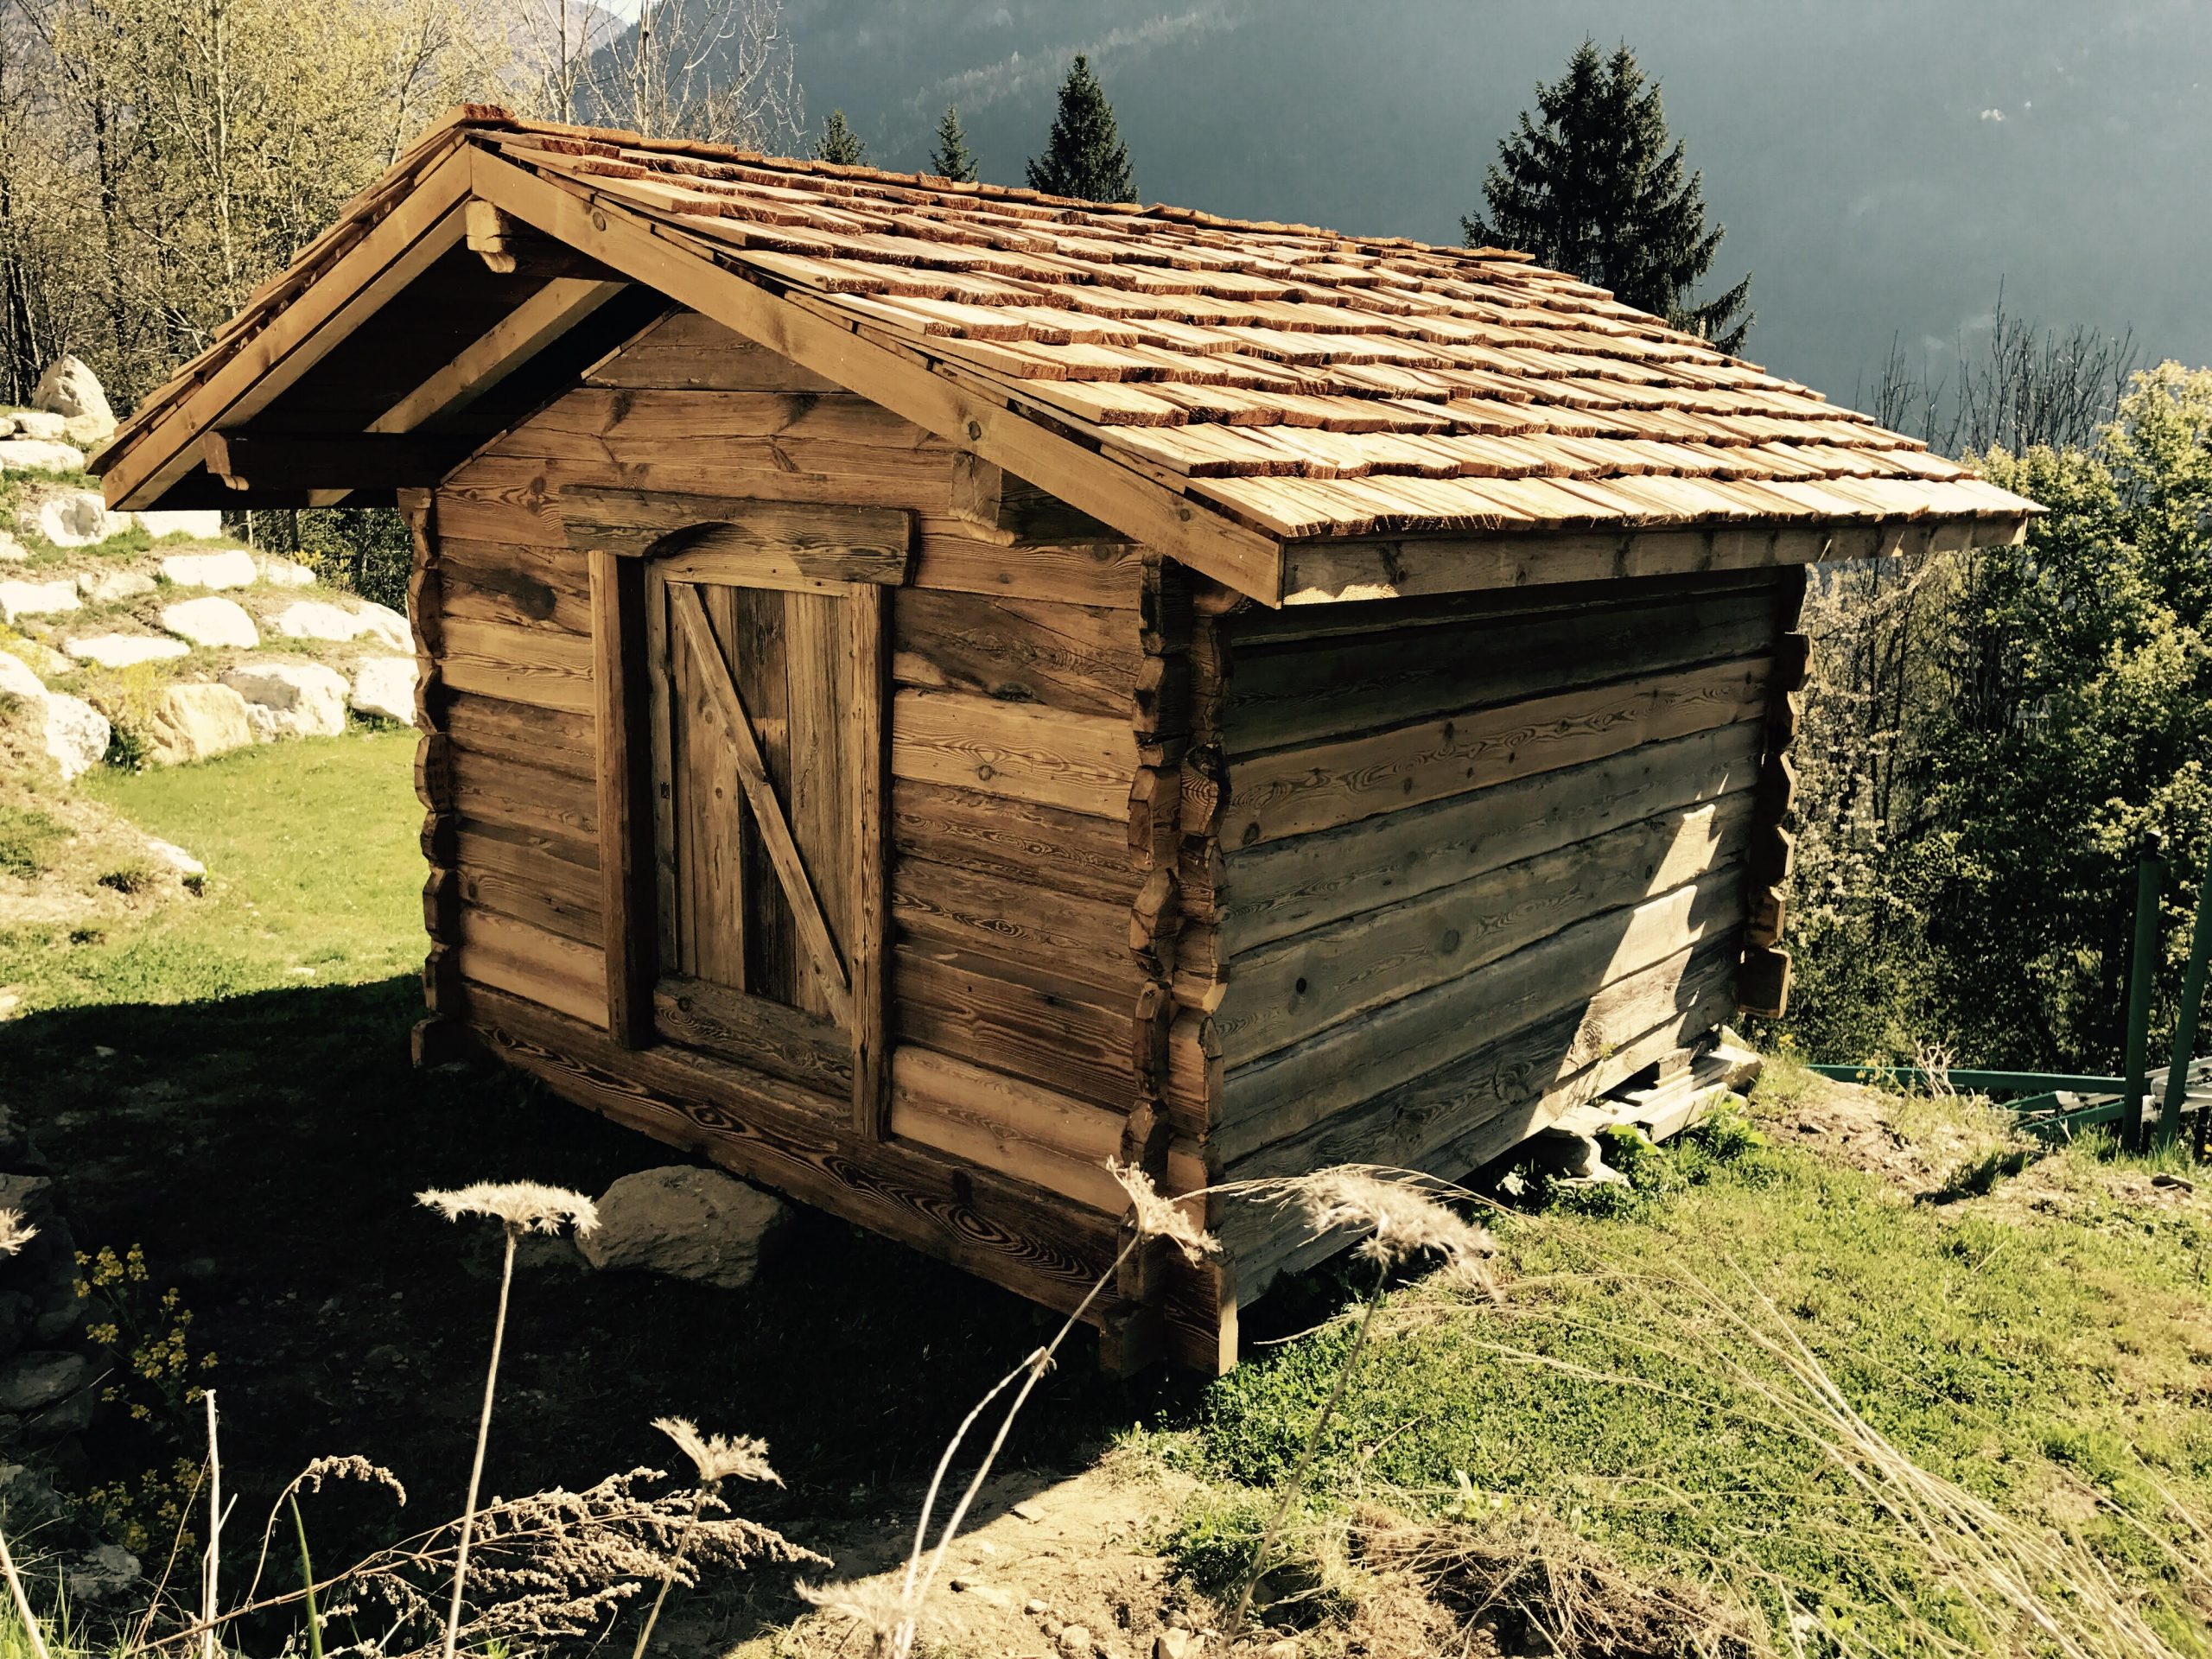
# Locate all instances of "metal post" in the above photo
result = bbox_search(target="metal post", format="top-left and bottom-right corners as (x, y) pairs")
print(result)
(2158, 865), (2212, 1150)
(2121, 833), (2166, 1154)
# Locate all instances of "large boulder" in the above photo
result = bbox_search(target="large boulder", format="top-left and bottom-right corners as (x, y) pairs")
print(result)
(255, 555), (315, 588)
(157, 548), (257, 589)
(220, 661), (346, 739)
(349, 656), (418, 725)
(268, 599), (371, 642)
(79, 568), (156, 604)
(356, 601), (411, 652)
(135, 509), (222, 540)
(145, 683), (253, 765)
(0, 439), (86, 475)
(576, 1166), (791, 1291)
(159, 596), (258, 650)
(63, 633), (187, 669)
(0, 580), (79, 624)
(19, 487), (129, 548)
(32, 355), (113, 426)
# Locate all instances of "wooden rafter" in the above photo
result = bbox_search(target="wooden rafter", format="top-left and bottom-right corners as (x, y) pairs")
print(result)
(372, 276), (627, 435)
(668, 582), (854, 1025)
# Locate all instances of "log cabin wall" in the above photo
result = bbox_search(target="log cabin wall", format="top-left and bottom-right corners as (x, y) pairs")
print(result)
(409, 306), (1220, 1365)
(1180, 569), (1803, 1296)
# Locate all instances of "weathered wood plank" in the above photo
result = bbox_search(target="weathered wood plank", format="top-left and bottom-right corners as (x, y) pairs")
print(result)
(1214, 794), (1757, 1065)
(1216, 868), (1745, 1162)
(654, 972), (854, 1096)
(448, 745), (597, 845)
(1225, 568), (1781, 648)
(585, 308), (844, 393)
(454, 905), (608, 1028)
(486, 424), (966, 512)
(563, 484), (913, 583)
(848, 583), (891, 1135)
(437, 537), (594, 635)
(531, 385), (950, 450)
(1209, 721), (1764, 955)
(892, 688), (1137, 820)
(454, 862), (601, 947)
(894, 944), (1138, 1109)
(1220, 656), (1771, 847)
(440, 613), (594, 714)
(892, 588), (1139, 718)
(893, 853), (1141, 998)
(889, 780), (1141, 907)
(442, 692), (596, 779)
(591, 549), (656, 1044)
(906, 526), (1145, 611)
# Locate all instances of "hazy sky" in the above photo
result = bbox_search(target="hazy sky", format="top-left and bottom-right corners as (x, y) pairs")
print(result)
(778, 0), (2210, 410)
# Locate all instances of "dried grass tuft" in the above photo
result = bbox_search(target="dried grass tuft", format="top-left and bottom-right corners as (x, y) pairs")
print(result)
(652, 1417), (779, 1488)
(0, 1209), (36, 1256)
(1107, 1159), (1220, 1266)
(1294, 1168), (1497, 1280)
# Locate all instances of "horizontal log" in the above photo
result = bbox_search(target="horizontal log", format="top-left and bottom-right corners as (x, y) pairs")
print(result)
(531, 385), (947, 450)
(485, 426), (965, 512)
(892, 588), (1140, 718)
(654, 973), (854, 1096)
(1216, 869), (1745, 1162)
(1214, 794), (1756, 1065)
(439, 613), (594, 714)
(1220, 655), (1770, 847)
(448, 745), (597, 846)
(1281, 517), (2027, 604)
(442, 692), (597, 779)
(585, 308), (843, 393)
(562, 484), (912, 582)
(893, 853), (1140, 999)
(454, 905), (607, 1028)
(906, 527), (1145, 610)
(454, 861), (601, 947)
(894, 944), (1138, 1109)
(892, 688), (1137, 819)
(437, 537), (594, 635)
(454, 817), (599, 899)
(1208, 721), (1764, 954)
(889, 780), (1141, 907)
(1221, 588), (1775, 754)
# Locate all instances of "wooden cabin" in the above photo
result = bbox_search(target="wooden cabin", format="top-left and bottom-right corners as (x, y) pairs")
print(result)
(97, 109), (2037, 1370)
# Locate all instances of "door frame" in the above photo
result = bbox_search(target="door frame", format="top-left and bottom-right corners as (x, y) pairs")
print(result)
(569, 489), (909, 1136)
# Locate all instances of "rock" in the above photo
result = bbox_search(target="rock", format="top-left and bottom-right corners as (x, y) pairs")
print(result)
(0, 651), (43, 701)
(159, 595), (258, 649)
(0, 579), (79, 624)
(63, 633), (188, 669)
(157, 548), (257, 589)
(135, 509), (223, 540)
(78, 568), (156, 603)
(219, 661), (347, 738)
(18, 487), (129, 548)
(14, 639), (67, 674)
(349, 655), (418, 724)
(949, 1577), (1012, 1607)
(146, 682), (254, 765)
(7, 411), (66, 441)
(33, 356), (112, 424)
(269, 598), (372, 642)
(356, 600), (411, 652)
(1262, 1643), (1300, 1659)
(41, 694), (108, 781)
(145, 837), (205, 878)
(0, 1351), (89, 1413)
(30, 1288), (89, 1348)
(1058, 1626), (1092, 1657)
(1155, 1633), (1203, 1659)
(0, 532), (25, 562)
(0, 1174), (54, 1225)
(577, 1166), (791, 1291)
(62, 413), (113, 449)
(0, 439), (86, 474)
(65, 1544), (139, 1605)
(256, 555), (316, 587)
(1025, 1599), (1052, 1616)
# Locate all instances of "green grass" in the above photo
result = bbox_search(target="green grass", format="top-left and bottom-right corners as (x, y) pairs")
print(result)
(0, 804), (69, 878)
(0, 728), (422, 1007)
(1179, 1103), (2212, 1653)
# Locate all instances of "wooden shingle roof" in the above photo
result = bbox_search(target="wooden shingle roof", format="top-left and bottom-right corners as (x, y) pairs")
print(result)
(100, 108), (2036, 605)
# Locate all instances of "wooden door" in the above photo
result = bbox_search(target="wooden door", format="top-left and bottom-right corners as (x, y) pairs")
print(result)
(643, 547), (887, 1123)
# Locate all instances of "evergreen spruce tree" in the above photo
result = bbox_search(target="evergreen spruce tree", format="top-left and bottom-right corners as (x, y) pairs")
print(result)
(1025, 55), (1135, 202)
(813, 108), (868, 166)
(929, 103), (979, 183)
(1464, 40), (1752, 353)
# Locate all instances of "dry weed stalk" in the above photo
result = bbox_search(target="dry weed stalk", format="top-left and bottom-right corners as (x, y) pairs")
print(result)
(415, 1182), (598, 1659)
(628, 1418), (783, 1658)
(0, 1210), (50, 1659)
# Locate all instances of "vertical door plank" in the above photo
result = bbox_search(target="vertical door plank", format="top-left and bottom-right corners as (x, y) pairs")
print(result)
(644, 569), (680, 974)
(677, 582), (745, 987)
(733, 585), (797, 1006)
(588, 549), (656, 1045)
(848, 583), (889, 1135)
(785, 588), (851, 1021)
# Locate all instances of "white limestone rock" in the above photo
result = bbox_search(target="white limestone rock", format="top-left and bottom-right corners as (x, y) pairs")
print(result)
(348, 655), (417, 725)
(41, 695), (109, 782)
(0, 652), (45, 701)
(146, 682), (254, 765)
(144, 837), (205, 877)
(135, 509), (224, 540)
(255, 555), (315, 588)
(5, 410), (66, 441)
(0, 580), (79, 624)
(577, 1166), (791, 1291)
(0, 439), (85, 474)
(219, 661), (347, 738)
(159, 596), (258, 650)
(0, 532), (26, 563)
(355, 600), (411, 652)
(63, 633), (188, 669)
(157, 548), (257, 590)
(19, 488), (130, 548)
(267, 599), (363, 642)
(32, 356), (113, 426)
(78, 568), (156, 604)
(63, 413), (114, 450)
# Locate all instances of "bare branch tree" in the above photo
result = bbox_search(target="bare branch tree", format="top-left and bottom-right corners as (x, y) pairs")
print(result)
(501, 0), (799, 148)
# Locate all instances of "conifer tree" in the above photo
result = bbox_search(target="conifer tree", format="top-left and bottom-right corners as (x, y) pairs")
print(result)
(813, 108), (868, 166)
(929, 103), (978, 183)
(1025, 55), (1135, 202)
(1464, 40), (1752, 353)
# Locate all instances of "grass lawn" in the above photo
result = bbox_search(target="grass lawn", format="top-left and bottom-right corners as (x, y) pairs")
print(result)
(0, 728), (426, 1008)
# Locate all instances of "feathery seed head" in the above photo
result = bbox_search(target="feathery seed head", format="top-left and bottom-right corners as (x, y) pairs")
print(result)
(416, 1181), (600, 1236)
(653, 1416), (780, 1486)
(1107, 1159), (1219, 1267)
(0, 1209), (36, 1256)
(1299, 1169), (1497, 1275)
(797, 1576), (915, 1650)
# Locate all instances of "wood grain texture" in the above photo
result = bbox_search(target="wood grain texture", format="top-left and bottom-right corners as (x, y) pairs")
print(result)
(894, 944), (1138, 1109)
(893, 853), (1140, 1000)
(892, 588), (1139, 717)
(591, 549), (655, 1043)
(891, 688), (1138, 819)
(890, 780), (1141, 907)
(439, 613), (594, 713)
(654, 972), (853, 1096)
(454, 905), (608, 1028)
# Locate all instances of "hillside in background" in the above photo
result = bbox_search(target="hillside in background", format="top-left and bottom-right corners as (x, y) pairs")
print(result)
(746, 0), (2209, 409)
